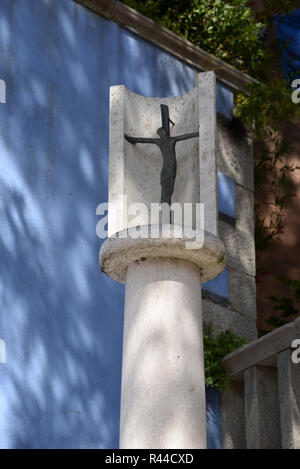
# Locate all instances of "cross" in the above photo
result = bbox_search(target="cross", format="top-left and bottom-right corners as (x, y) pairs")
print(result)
(125, 104), (199, 206)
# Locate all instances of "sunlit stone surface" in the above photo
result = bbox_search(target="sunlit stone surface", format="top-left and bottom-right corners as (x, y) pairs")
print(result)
(120, 257), (206, 449)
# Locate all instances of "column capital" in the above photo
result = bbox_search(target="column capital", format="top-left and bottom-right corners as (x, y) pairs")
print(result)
(100, 224), (226, 284)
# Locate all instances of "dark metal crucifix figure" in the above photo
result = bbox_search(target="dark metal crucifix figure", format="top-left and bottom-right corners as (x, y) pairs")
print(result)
(125, 104), (199, 205)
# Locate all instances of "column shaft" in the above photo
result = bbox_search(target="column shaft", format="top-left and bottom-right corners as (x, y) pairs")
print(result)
(277, 349), (300, 449)
(119, 257), (206, 449)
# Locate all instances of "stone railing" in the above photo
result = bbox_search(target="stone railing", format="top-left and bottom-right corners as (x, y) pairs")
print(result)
(221, 317), (300, 449)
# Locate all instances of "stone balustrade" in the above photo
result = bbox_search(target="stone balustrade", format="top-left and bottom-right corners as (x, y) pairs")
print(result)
(222, 317), (300, 449)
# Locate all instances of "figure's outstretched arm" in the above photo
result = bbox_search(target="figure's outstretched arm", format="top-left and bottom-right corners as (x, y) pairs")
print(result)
(125, 134), (157, 144)
(174, 131), (199, 143)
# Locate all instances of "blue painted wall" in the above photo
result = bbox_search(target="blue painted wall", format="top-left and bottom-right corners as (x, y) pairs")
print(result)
(0, 0), (231, 448)
(202, 172), (236, 300)
(275, 9), (300, 81)
(218, 172), (236, 221)
(206, 387), (222, 450)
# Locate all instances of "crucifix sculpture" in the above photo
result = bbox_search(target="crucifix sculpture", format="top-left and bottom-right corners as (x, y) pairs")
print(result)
(125, 104), (199, 205)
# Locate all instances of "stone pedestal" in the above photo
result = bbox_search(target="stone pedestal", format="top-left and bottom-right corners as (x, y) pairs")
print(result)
(100, 225), (226, 448)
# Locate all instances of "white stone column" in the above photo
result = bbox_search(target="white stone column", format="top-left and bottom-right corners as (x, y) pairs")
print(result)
(120, 257), (205, 449)
(101, 72), (224, 449)
(100, 225), (226, 449)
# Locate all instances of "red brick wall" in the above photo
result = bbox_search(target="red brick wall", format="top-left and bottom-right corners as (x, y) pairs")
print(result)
(248, 1), (300, 331)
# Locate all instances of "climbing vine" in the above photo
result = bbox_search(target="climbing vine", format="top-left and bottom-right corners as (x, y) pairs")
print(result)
(203, 323), (247, 390)
(236, 79), (300, 252)
(258, 277), (300, 335)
